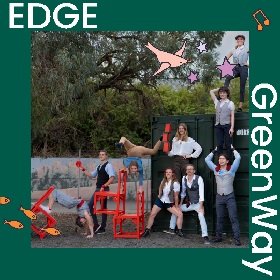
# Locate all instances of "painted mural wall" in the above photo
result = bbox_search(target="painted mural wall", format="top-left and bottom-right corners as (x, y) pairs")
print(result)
(31, 158), (152, 202)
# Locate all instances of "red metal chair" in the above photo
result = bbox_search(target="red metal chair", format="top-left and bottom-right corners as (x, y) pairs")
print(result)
(164, 123), (172, 133)
(163, 142), (170, 153)
(31, 186), (57, 239)
(163, 123), (172, 153)
(113, 191), (145, 239)
(94, 170), (127, 215)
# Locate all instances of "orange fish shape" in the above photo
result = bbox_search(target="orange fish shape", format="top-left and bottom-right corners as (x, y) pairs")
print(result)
(4, 219), (24, 229)
(145, 41), (192, 76)
(19, 206), (37, 220)
(0, 197), (10, 205)
(41, 227), (61, 236)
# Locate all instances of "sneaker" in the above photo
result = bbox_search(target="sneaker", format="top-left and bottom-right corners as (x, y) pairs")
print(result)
(40, 205), (51, 214)
(94, 224), (101, 233)
(163, 228), (176, 235)
(115, 142), (123, 148)
(203, 236), (210, 244)
(142, 228), (150, 237)
(95, 227), (106, 234)
(234, 239), (241, 246)
(210, 237), (222, 243)
(176, 229), (184, 237)
(237, 108), (243, 112)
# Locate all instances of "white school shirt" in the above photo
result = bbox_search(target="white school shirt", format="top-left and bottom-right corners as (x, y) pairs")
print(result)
(168, 137), (202, 158)
(160, 180), (180, 203)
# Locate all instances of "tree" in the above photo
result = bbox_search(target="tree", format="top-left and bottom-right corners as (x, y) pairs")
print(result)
(32, 31), (225, 157)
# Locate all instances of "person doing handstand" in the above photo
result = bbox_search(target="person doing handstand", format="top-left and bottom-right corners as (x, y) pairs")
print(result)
(115, 136), (162, 192)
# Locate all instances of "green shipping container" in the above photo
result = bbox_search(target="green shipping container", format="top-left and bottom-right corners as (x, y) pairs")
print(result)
(151, 112), (249, 236)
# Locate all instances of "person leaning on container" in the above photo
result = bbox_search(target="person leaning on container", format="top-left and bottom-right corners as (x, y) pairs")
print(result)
(224, 34), (249, 112)
(210, 86), (235, 161)
(142, 168), (184, 238)
(166, 123), (202, 185)
(165, 164), (210, 245)
(115, 136), (162, 193)
(204, 145), (242, 246)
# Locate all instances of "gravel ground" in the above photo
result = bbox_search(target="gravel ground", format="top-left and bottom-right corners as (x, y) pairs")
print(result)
(31, 213), (249, 248)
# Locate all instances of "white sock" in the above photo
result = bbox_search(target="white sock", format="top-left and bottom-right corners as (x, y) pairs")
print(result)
(40, 205), (51, 214)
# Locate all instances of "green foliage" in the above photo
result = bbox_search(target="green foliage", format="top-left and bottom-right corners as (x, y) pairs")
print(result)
(31, 31), (251, 158)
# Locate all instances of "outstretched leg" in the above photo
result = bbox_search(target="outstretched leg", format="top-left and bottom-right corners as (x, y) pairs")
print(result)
(128, 140), (162, 157)
(146, 204), (162, 229)
(117, 137), (136, 153)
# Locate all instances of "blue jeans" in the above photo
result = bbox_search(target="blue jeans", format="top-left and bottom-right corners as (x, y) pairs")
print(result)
(215, 123), (232, 160)
(88, 187), (109, 228)
(216, 192), (240, 240)
(224, 65), (248, 103)
(169, 202), (208, 237)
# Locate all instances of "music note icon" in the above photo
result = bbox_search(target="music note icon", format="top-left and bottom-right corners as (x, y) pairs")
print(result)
(252, 10), (270, 31)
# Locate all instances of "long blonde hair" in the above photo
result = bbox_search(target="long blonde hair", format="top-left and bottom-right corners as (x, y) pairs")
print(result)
(175, 123), (188, 142)
(158, 168), (178, 194)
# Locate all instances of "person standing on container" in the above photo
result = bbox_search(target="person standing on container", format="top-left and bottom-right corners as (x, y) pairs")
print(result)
(210, 86), (235, 161)
(224, 34), (249, 112)
(166, 123), (202, 185)
(205, 145), (241, 246)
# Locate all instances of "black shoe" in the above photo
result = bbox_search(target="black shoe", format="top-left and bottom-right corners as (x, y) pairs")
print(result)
(94, 224), (101, 233)
(210, 237), (222, 243)
(237, 108), (243, 112)
(95, 227), (106, 234)
(235, 239), (241, 246)
(176, 229), (184, 237)
(163, 228), (176, 235)
(115, 142), (123, 148)
(203, 236), (210, 244)
(142, 228), (150, 237)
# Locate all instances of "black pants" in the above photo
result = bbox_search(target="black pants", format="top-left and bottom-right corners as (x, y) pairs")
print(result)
(216, 192), (240, 240)
(88, 186), (109, 228)
(224, 65), (248, 103)
(215, 124), (232, 161)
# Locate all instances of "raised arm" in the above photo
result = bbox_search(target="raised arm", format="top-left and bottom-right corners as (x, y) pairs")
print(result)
(230, 145), (241, 175)
(210, 88), (219, 103)
(78, 165), (97, 179)
(205, 147), (217, 172)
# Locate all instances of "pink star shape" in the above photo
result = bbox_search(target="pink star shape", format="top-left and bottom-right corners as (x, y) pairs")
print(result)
(196, 41), (207, 53)
(188, 71), (199, 84)
(216, 57), (236, 78)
